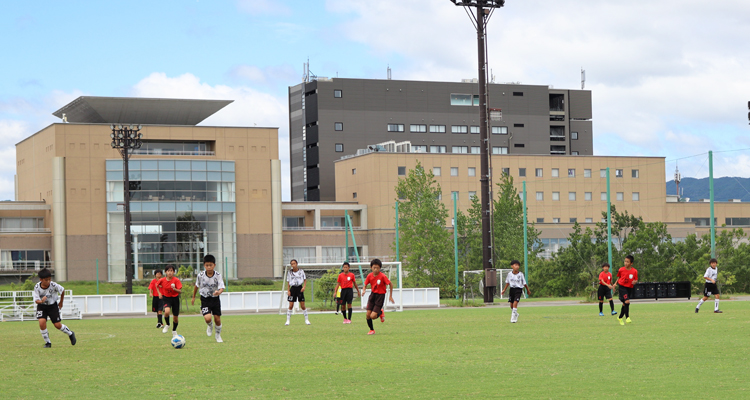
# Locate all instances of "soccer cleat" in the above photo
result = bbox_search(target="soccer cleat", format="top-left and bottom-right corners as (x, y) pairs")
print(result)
(611, 311), (617, 315)
(367, 330), (375, 335)
(626, 317), (632, 323)
(162, 324), (169, 334)
(206, 325), (213, 337)
(156, 323), (163, 329)
(215, 334), (223, 343)
(343, 319), (348, 324)
(380, 313), (385, 323)
(43, 343), (52, 348)
(619, 318), (625, 326)
(599, 312), (604, 316)
(714, 310), (723, 313)
(695, 308), (699, 313)
(69, 331), (76, 346)
(285, 320), (290, 326)
(305, 319), (311, 325)
(172, 331), (178, 338)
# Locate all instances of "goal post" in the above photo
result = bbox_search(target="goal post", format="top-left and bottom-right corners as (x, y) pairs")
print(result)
(463, 269), (513, 301)
(278, 262), (403, 314)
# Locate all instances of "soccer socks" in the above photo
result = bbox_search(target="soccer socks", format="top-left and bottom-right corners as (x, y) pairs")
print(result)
(215, 324), (222, 334)
(609, 300), (615, 312)
(625, 304), (630, 318)
(165, 316), (170, 326)
(599, 303), (603, 313)
(303, 309), (309, 320)
(367, 318), (374, 330)
(715, 299), (720, 311)
(697, 299), (705, 309)
(40, 329), (50, 343)
(286, 309), (292, 324)
(157, 314), (163, 324)
(207, 321), (213, 329)
(619, 305), (627, 319)
(347, 308), (352, 320)
(59, 324), (73, 336)
(342, 309), (347, 320)
(173, 322), (179, 332)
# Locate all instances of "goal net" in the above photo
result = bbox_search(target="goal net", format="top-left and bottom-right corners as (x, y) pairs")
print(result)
(463, 269), (514, 301)
(278, 262), (403, 315)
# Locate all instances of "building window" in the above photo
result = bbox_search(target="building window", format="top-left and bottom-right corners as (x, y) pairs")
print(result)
(335, 143), (344, 152)
(433, 167), (441, 176)
(600, 169), (607, 178)
(469, 191), (477, 199)
(429, 125), (446, 133)
(585, 192), (592, 201)
(537, 218), (544, 223)
(398, 166), (406, 176)
(632, 169), (639, 178)
(352, 168), (356, 175)
(572, 151), (579, 155)
(413, 145), (428, 153)
(519, 168), (526, 177)
(450, 93), (474, 106)
(584, 169), (591, 178)
(387, 124), (405, 132)
(502, 167), (510, 176)
(451, 167), (458, 176)
(601, 192), (607, 201)
(632, 192), (640, 201)
(726, 218), (750, 226)
(451, 125), (468, 134)
(571, 131), (578, 140)
(283, 217), (305, 228)
(470, 126), (480, 134)
(452, 146), (468, 154)
(492, 146), (508, 155)
(334, 89), (342, 98)
(616, 192), (624, 201)
(552, 218), (560, 223)
(513, 123), (525, 128)
(451, 191), (459, 201)
(410, 124), (427, 133)
(568, 169), (575, 177)
(513, 92), (524, 96)
(535, 168), (543, 177)
(552, 192), (560, 201)
(552, 168), (559, 177)
(550, 126), (565, 141)
(334, 122), (343, 131)
(570, 218), (577, 223)
(470, 146), (480, 154)
(616, 169), (623, 178)
(585, 218), (593, 223)
(569, 192), (576, 201)
(437, 192), (442, 201)
(491, 126), (508, 135)
(514, 143), (525, 148)
(353, 192), (357, 199)
(430, 145), (447, 153)
(468, 167), (476, 177)
(536, 192), (543, 201)
(550, 145), (565, 153)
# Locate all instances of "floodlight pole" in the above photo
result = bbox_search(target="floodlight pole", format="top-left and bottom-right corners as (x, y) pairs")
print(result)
(111, 124), (143, 294)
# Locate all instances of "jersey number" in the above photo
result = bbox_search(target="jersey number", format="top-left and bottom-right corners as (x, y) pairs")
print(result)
(201, 307), (209, 314)
(35, 311), (44, 318)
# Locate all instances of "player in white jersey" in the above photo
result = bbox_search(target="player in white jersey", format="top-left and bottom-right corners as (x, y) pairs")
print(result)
(695, 258), (722, 314)
(500, 260), (531, 323)
(33, 268), (76, 348)
(192, 254), (226, 342)
(285, 259), (310, 326)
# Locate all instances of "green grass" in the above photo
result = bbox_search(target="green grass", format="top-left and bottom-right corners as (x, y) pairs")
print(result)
(2, 301), (750, 399)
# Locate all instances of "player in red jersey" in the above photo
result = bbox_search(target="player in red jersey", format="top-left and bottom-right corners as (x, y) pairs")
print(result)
(615, 255), (638, 325)
(597, 263), (617, 316)
(333, 262), (360, 324)
(147, 270), (164, 328)
(360, 259), (394, 335)
(157, 265), (183, 336)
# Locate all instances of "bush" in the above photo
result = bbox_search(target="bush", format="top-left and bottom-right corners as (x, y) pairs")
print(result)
(239, 278), (275, 286)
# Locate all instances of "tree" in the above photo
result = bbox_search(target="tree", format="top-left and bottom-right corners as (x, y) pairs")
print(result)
(393, 162), (456, 296)
(491, 174), (542, 268)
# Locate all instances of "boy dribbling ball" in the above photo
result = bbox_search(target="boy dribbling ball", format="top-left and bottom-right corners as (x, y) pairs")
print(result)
(500, 260), (531, 323)
(157, 265), (183, 337)
(33, 268), (76, 348)
(192, 254), (226, 342)
(695, 258), (722, 314)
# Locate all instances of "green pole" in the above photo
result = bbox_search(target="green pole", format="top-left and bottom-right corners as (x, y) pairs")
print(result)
(523, 181), (528, 298)
(395, 201), (401, 289)
(453, 193), (459, 300)
(345, 210), (349, 262)
(346, 214), (364, 284)
(709, 150), (716, 258)
(96, 258), (99, 295)
(607, 168), (613, 267)
(224, 256), (229, 290)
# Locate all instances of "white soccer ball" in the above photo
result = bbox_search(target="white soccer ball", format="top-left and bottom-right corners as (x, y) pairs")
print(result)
(171, 335), (186, 349)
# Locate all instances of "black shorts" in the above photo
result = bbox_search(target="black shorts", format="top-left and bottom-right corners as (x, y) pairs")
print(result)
(597, 285), (613, 301)
(367, 292), (386, 314)
(200, 296), (222, 316)
(162, 296), (180, 316)
(619, 286), (633, 303)
(507, 288), (524, 303)
(340, 288), (354, 305)
(152, 296), (163, 313)
(288, 285), (305, 303)
(703, 283), (719, 297)
(36, 303), (61, 323)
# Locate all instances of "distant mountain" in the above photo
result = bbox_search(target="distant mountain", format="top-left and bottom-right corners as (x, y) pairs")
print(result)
(666, 177), (750, 202)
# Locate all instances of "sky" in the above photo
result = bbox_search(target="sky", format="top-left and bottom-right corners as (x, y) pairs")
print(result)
(2, 0), (750, 201)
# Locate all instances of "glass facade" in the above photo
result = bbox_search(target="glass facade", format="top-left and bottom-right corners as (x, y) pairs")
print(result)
(106, 159), (236, 281)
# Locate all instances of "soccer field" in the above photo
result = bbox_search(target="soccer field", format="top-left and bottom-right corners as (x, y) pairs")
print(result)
(3, 301), (749, 399)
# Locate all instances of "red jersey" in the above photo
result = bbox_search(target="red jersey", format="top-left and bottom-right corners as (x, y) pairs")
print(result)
(364, 272), (391, 294)
(617, 267), (638, 288)
(148, 278), (160, 297)
(598, 272), (613, 286)
(337, 272), (356, 289)
(157, 277), (182, 297)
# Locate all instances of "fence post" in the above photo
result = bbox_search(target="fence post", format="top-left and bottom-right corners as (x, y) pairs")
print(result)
(452, 193), (459, 300)
(607, 168), (612, 268)
(709, 150), (716, 258)
(96, 258), (99, 295)
(523, 181), (528, 298)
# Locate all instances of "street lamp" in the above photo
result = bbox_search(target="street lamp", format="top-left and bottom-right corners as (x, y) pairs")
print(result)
(449, 0), (505, 303)
(111, 124), (143, 294)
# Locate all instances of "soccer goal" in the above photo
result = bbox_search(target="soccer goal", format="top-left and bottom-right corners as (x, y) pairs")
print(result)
(463, 269), (514, 301)
(278, 262), (403, 315)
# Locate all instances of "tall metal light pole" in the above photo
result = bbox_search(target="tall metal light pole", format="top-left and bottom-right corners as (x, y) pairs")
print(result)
(111, 124), (143, 294)
(450, 0), (505, 303)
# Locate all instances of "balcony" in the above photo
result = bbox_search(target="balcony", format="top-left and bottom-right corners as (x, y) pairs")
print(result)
(0, 261), (54, 275)
(131, 149), (215, 156)
(0, 228), (50, 233)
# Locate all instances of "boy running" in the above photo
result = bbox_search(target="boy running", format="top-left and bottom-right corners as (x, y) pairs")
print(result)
(33, 268), (76, 348)
(333, 262), (360, 324)
(192, 254), (226, 342)
(285, 259), (311, 326)
(361, 259), (394, 335)
(616, 255), (638, 325)
(597, 263), (617, 316)
(148, 270), (164, 328)
(500, 260), (531, 323)
(695, 258), (722, 314)
(157, 265), (182, 336)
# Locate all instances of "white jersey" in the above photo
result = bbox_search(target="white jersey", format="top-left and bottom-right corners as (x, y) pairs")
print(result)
(704, 267), (718, 282)
(505, 271), (527, 288)
(287, 269), (306, 287)
(195, 271), (225, 297)
(33, 281), (65, 305)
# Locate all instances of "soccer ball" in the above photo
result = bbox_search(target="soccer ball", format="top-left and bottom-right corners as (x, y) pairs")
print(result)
(171, 335), (186, 349)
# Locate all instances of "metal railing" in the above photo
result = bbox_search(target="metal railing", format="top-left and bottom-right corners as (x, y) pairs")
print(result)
(0, 261), (54, 273)
(0, 228), (51, 233)
(130, 149), (215, 156)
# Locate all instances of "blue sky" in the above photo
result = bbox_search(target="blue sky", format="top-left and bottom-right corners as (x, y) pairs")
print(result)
(2, 0), (750, 201)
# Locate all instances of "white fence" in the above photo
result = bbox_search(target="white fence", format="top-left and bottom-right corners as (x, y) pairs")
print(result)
(361, 288), (441, 309)
(69, 295), (148, 316)
(0, 290), (82, 321)
(220, 291), (285, 312)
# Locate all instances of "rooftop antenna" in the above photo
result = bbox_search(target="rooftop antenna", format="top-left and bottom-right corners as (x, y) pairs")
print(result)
(387, 65), (392, 80)
(581, 67), (586, 90)
(490, 69), (495, 83)
(674, 163), (682, 200)
(302, 57), (317, 83)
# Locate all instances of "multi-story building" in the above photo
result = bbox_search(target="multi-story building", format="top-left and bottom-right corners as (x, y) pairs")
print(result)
(289, 77), (593, 201)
